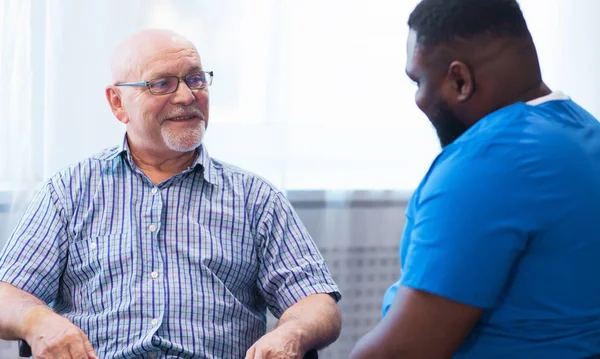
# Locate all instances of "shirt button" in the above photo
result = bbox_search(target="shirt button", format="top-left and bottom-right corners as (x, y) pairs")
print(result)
(149, 224), (157, 232)
(90, 242), (97, 249)
(151, 318), (159, 326)
(151, 271), (159, 279)
(151, 187), (158, 195)
(149, 353), (158, 359)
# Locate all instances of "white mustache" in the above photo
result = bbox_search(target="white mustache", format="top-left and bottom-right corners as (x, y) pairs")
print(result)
(162, 107), (205, 122)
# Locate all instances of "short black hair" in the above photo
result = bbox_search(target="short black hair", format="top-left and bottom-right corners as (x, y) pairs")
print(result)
(408, 0), (530, 47)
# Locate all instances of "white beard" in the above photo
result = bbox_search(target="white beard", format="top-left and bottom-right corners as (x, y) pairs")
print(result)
(160, 121), (205, 152)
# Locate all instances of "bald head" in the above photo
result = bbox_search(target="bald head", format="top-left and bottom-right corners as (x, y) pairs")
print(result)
(111, 29), (199, 83)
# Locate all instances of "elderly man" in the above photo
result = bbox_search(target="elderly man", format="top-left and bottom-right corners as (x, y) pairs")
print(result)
(350, 0), (600, 358)
(0, 29), (341, 359)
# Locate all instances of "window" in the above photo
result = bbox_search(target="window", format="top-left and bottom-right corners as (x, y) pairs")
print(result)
(1, 0), (599, 192)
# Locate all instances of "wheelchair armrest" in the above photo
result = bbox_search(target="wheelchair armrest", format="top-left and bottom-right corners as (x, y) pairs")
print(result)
(304, 349), (319, 359)
(18, 339), (32, 357)
(18, 340), (317, 358)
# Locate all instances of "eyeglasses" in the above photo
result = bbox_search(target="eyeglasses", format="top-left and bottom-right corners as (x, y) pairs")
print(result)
(115, 71), (213, 95)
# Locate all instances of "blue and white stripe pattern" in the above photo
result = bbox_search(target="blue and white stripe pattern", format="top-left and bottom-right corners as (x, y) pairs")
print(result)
(0, 137), (340, 359)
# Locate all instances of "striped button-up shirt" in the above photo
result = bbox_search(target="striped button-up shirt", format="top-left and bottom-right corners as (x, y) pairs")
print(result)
(0, 138), (340, 359)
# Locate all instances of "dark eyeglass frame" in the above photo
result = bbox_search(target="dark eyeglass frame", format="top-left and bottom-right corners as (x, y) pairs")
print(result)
(115, 71), (213, 95)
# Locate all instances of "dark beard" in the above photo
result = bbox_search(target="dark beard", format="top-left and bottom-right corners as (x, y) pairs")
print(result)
(431, 101), (469, 148)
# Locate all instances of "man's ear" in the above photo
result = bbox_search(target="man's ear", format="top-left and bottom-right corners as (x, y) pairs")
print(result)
(445, 61), (475, 103)
(105, 86), (130, 124)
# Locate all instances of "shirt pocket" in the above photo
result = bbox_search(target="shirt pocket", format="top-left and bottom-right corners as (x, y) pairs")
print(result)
(186, 222), (259, 298)
(65, 233), (137, 312)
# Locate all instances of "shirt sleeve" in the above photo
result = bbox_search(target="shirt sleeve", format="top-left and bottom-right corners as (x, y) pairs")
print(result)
(400, 151), (538, 309)
(382, 280), (401, 317)
(257, 191), (341, 318)
(0, 180), (70, 304)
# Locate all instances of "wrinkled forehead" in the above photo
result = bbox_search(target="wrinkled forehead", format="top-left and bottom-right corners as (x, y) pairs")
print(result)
(112, 33), (202, 81)
(138, 42), (203, 78)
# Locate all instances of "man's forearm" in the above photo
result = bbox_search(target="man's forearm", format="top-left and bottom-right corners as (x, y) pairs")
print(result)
(0, 282), (48, 340)
(275, 293), (341, 352)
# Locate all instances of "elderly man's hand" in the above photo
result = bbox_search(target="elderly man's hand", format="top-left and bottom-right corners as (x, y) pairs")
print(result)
(23, 306), (98, 359)
(245, 324), (306, 359)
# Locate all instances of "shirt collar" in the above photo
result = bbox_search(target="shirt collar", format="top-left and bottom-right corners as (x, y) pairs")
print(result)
(195, 144), (219, 185)
(112, 134), (218, 186)
(526, 91), (570, 106)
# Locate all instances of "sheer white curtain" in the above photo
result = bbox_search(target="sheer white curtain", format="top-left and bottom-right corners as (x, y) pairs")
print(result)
(2, 0), (599, 202)
(1, 0), (600, 357)
(0, 0), (39, 242)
